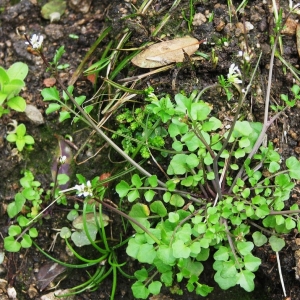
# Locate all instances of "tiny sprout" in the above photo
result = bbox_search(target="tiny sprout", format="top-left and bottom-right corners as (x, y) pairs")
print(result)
(69, 34), (79, 39)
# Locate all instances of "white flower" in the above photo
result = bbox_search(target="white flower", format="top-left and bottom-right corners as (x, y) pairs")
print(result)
(237, 50), (251, 62)
(25, 34), (43, 49)
(59, 155), (67, 164)
(227, 63), (242, 84)
(59, 180), (93, 197)
(75, 180), (93, 197)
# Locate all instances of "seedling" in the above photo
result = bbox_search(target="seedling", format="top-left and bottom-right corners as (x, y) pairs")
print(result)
(6, 123), (35, 151)
(4, 170), (42, 252)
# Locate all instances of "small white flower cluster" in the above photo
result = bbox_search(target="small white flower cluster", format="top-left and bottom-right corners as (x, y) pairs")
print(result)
(237, 49), (253, 65)
(59, 180), (93, 197)
(75, 181), (93, 197)
(25, 34), (43, 49)
(59, 155), (67, 164)
(227, 64), (242, 84)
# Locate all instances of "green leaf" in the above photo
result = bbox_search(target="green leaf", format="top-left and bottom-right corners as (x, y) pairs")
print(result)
(7, 193), (26, 218)
(268, 161), (280, 173)
(21, 234), (32, 248)
(207, 172), (215, 180)
(214, 270), (238, 290)
(16, 123), (26, 136)
(29, 228), (38, 238)
(213, 246), (229, 261)
(233, 121), (253, 137)
(41, 87), (60, 101)
(181, 176), (194, 187)
(163, 191), (171, 202)
(16, 139), (26, 151)
(196, 247), (210, 261)
(241, 188), (250, 198)
(269, 236), (285, 251)
(116, 180), (130, 197)
(190, 102), (211, 121)
(157, 245), (176, 265)
(255, 204), (270, 218)
(46, 103), (61, 114)
(129, 203), (150, 233)
(195, 284), (214, 296)
(285, 217), (296, 230)
(148, 281), (162, 295)
(220, 260), (238, 278)
(135, 268), (148, 281)
(58, 111), (71, 122)
(0, 67), (9, 86)
(148, 175), (158, 187)
(17, 215), (29, 227)
(75, 95), (86, 105)
(150, 201), (167, 217)
(4, 236), (21, 252)
(24, 135), (34, 145)
(6, 133), (17, 143)
(186, 153), (199, 168)
(71, 225), (97, 247)
(237, 270), (255, 292)
(168, 212), (179, 223)
(3, 79), (24, 97)
(144, 190), (156, 202)
(286, 157), (300, 179)
(8, 225), (21, 236)
(252, 231), (267, 247)
(131, 281), (149, 299)
(167, 154), (188, 175)
(60, 227), (71, 238)
(239, 137), (250, 148)
(170, 194), (184, 207)
(244, 254), (261, 272)
(7, 62), (28, 80)
(234, 148), (245, 158)
(172, 240), (190, 258)
(7, 96), (26, 112)
(236, 241), (254, 255)
(127, 239), (156, 263)
(132, 174), (143, 188)
(128, 189), (140, 202)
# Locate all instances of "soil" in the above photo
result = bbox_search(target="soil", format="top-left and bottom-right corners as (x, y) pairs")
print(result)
(1, 0), (300, 299)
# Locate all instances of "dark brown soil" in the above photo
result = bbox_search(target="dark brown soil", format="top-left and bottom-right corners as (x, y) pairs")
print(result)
(1, 0), (300, 299)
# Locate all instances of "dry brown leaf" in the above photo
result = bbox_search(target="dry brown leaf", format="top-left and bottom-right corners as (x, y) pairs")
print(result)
(131, 37), (201, 68)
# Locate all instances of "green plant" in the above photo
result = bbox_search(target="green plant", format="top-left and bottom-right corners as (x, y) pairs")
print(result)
(112, 106), (167, 159)
(114, 88), (300, 298)
(4, 170), (43, 252)
(33, 175), (133, 298)
(41, 84), (92, 123)
(6, 123), (34, 151)
(0, 62), (28, 117)
(181, 0), (195, 32)
(8, 11), (297, 298)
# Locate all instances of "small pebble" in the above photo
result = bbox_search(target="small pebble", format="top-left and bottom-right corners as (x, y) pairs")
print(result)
(192, 13), (207, 26)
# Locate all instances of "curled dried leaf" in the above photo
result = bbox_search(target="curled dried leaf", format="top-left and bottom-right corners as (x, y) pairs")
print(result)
(131, 37), (202, 68)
